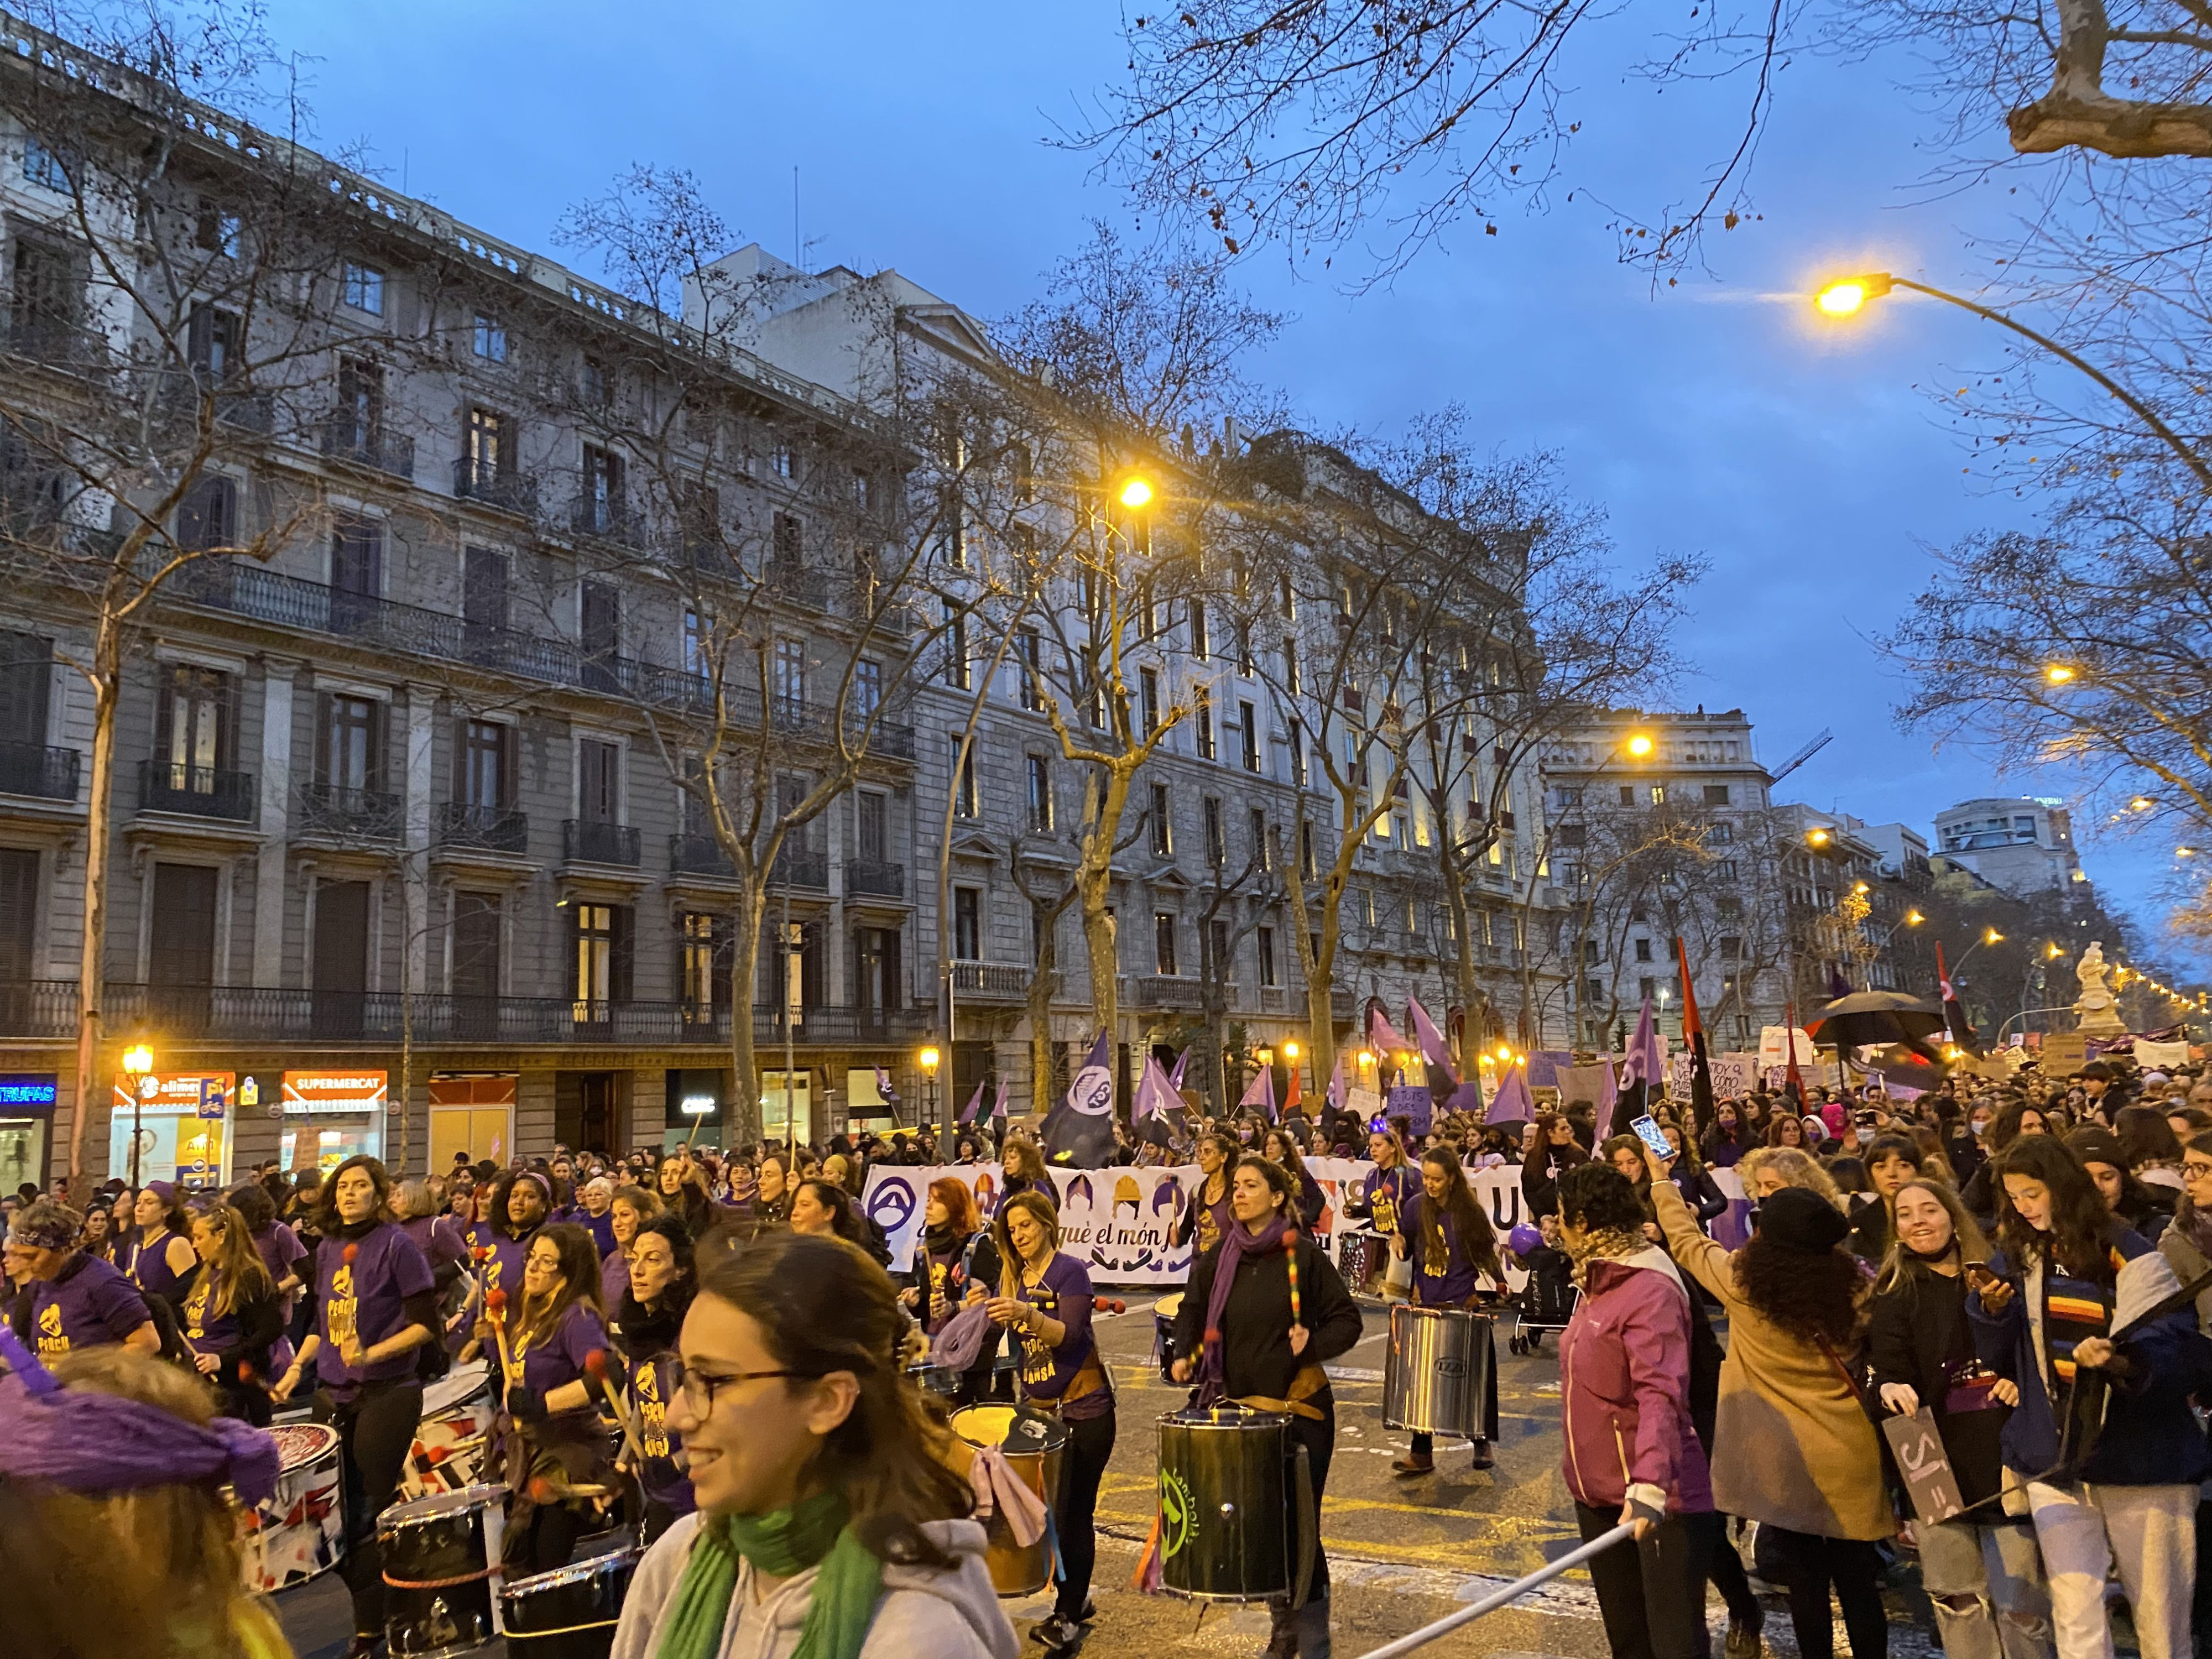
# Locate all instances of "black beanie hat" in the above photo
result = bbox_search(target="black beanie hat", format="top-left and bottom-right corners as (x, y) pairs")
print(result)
(1757, 1185), (1851, 1253)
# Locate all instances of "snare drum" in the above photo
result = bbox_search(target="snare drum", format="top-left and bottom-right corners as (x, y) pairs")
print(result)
(237, 1422), (346, 1593)
(379, 1483), (509, 1659)
(1155, 1404), (1293, 1603)
(1336, 1229), (1378, 1290)
(1151, 1291), (1185, 1383)
(500, 1545), (639, 1658)
(948, 1404), (1068, 1598)
(404, 1360), (495, 1500)
(1381, 1303), (1498, 1439)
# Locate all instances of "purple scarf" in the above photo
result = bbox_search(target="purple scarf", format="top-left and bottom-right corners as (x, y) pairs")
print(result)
(1195, 1214), (1296, 1406)
(0, 1328), (280, 1504)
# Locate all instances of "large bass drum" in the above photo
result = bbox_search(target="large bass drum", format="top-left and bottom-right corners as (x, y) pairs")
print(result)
(236, 1422), (346, 1593)
(1156, 1404), (1302, 1603)
(1381, 1304), (1497, 1439)
(948, 1404), (1068, 1598)
(499, 1545), (639, 1658)
(379, 1483), (508, 1659)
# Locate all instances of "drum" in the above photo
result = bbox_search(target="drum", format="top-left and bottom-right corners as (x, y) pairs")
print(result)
(1155, 1404), (1292, 1603)
(1152, 1292), (1185, 1383)
(237, 1422), (346, 1593)
(906, 1360), (962, 1400)
(1337, 1230), (1377, 1290)
(379, 1483), (509, 1659)
(500, 1546), (639, 1658)
(949, 1403), (1068, 1597)
(404, 1360), (495, 1499)
(1382, 1303), (1494, 1437)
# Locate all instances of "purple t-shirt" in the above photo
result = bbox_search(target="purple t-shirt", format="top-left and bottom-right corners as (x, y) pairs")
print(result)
(581, 1209), (617, 1258)
(1014, 1253), (1109, 1421)
(29, 1254), (151, 1355)
(599, 1248), (632, 1308)
(253, 1220), (309, 1291)
(1403, 1193), (1480, 1307)
(181, 1266), (242, 1356)
(631, 1350), (696, 1516)
(127, 1228), (193, 1302)
(468, 1223), (533, 1305)
(1359, 1166), (1418, 1239)
(401, 1214), (470, 1276)
(517, 1298), (609, 1398)
(315, 1223), (435, 1396)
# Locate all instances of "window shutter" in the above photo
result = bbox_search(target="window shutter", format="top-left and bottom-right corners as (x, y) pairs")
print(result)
(312, 691), (331, 786)
(612, 904), (634, 1001)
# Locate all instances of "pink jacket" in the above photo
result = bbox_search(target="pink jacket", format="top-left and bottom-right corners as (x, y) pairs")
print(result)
(1558, 1248), (1714, 1515)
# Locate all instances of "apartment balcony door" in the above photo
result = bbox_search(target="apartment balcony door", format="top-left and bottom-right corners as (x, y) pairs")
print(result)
(312, 880), (371, 1037)
(148, 863), (217, 1032)
(853, 926), (899, 1035)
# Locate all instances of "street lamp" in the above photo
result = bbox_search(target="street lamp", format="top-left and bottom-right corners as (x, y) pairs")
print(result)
(917, 1045), (941, 1128)
(1814, 273), (2212, 491)
(1117, 473), (1155, 510)
(2045, 664), (2079, 685)
(1625, 732), (1655, 759)
(122, 1043), (155, 1190)
(1807, 827), (1832, 848)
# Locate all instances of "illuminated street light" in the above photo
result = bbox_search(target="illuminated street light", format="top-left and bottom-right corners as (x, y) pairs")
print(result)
(1807, 828), (1831, 848)
(1853, 881), (1870, 895)
(2047, 942), (2064, 959)
(1815, 276), (1884, 316)
(1118, 474), (1155, 510)
(2179, 847), (2199, 859)
(1625, 733), (1655, 758)
(1283, 1040), (1301, 1062)
(1985, 928), (2004, 945)
(1905, 910), (1924, 926)
(2046, 664), (2078, 684)
(2129, 796), (2154, 812)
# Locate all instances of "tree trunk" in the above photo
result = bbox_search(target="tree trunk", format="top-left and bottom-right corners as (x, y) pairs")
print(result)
(1026, 902), (1058, 1121)
(69, 643), (119, 1187)
(727, 889), (766, 1147)
(1075, 764), (1133, 1056)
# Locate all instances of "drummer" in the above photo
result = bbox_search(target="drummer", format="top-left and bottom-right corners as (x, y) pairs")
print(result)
(1390, 1144), (1505, 1475)
(124, 1180), (199, 1313)
(988, 1190), (1113, 1656)
(906, 1177), (1002, 1404)
(1173, 1133), (1239, 1257)
(1170, 1156), (1363, 1659)
(180, 1202), (282, 1425)
(1344, 1129), (1418, 1296)
(611, 1214), (697, 1542)
(271, 1155), (436, 1659)
(466, 1168), (550, 1372)
(6, 1197), (159, 1358)
(499, 1221), (622, 1579)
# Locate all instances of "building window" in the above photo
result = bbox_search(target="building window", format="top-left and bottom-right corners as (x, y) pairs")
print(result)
(176, 475), (237, 552)
(1719, 935), (1743, 958)
(953, 887), (982, 960)
(581, 445), (624, 531)
(1018, 627), (1044, 711)
(1288, 720), (1306, 788)
(680, 912), (727, 1013)
(1634, 937), (1653, 962)
(452, 892), (502, 1000)
(473, 313), (507, 362)
(464, 407), (509, 487)
(852, 657), (883, 719)
(342, 260), (384, 315)
(1239, 701), (1260, 772)
(1188, 599), (1209, 660)
(1250, 809), (1271, 869)
(1140, 666), (1161, 734)
(1650, 784), (1667, 805)
(942, 600), (969, 688)
(950, 738), (978, 818)
(772, 443), (795, 479)
(1256, 926), (1278, 986)
(573, 902), (617, 1009)
(1704, 783), (1731, 806)
(1195, 690), (1215, 760)
(1150, 781), (1172, 855)
(1281, 637), (1298, 696)
(460, 719), (510, 808)
(855, 791), (888, 863)
(22, 137), (72, 192)
(1203, 796), (1225, 867)
(1026, 754), (1053, 832)
(578, 738), (621, 825)
(1715, 859), (1739, 880)
(1154, 912), (1178, 976)
(773, 637), (806, 720)
(1618, 785), (1635, 806)
(319, 693), (381, 794)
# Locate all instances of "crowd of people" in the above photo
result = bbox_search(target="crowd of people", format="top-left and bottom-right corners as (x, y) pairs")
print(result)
(4, 1052), (2212, 1659)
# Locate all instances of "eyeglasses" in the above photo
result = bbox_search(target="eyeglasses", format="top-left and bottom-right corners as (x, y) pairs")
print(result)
(2183, 1161), (2212, 1182)
(666, 1356), (816, 1420)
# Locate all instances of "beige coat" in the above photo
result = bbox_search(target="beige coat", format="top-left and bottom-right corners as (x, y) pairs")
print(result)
(1653, 1181), (1893, 1540)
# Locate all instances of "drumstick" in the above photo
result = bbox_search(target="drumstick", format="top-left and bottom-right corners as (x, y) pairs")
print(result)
(484, 1287), (515, 1381)
(585, 1349), (644, 1465)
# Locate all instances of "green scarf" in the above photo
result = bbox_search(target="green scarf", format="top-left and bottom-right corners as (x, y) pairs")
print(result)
(654, 1490), (885, 1659)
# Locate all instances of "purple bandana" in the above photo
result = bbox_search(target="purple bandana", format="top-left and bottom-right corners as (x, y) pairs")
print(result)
(0, 1327), (280, 1504)
(1196, 1213), (1295, 1406)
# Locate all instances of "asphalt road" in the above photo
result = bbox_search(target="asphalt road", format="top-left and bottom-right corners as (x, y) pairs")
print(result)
(274, 1295), (1957, 1659)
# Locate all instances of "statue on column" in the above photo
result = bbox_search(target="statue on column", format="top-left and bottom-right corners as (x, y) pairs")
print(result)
(2072, 941), (2127, 1035)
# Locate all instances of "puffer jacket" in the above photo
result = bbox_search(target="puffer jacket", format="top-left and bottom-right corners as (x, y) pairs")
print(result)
(1558, 1246), (1714, 1516)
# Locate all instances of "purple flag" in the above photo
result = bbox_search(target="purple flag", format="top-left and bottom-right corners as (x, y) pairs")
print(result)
(1443, 1077), (1486, 1117)
(873, 1065), (901, 1106)
(1485, 1063), (1535, 1126)
(957, 1078), (986, 1125)
(1043, 1030), (1116, 1167)
(1621, 1000), (1663, 1089)
(1238, 1063), (1276, 1122)
(1167, 1048), (1189, 1091)
(1325, 1052), (1346, 1112)
(1132, 1055), (1175, 1122)
(1407, 997), (1459, 1083)
(990, 1075), (1009, 1126)
(1368, 1002), (1409, 1061)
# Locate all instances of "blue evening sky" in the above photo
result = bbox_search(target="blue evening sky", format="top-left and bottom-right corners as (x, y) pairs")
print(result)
(254, 0), (2203, 975)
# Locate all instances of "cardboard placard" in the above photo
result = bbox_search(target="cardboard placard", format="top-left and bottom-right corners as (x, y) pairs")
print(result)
(1881, 1410), (1965, 1525)
(1387, 1084), (1434, 1138)
(2041, 1033), (2090, 1076)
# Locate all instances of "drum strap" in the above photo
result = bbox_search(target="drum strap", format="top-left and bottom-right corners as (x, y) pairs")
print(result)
(1229, 1363), (1329, 1422)
(1040, 1352), (1110, 1412)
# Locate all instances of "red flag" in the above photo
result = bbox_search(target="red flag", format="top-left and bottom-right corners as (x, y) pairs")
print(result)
(1782, 1000), (1807, 1107)
(1674, 937), (1715, 1126)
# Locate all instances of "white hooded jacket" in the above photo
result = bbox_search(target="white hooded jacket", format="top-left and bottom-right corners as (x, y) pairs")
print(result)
(608, 1514), (1019, 1659)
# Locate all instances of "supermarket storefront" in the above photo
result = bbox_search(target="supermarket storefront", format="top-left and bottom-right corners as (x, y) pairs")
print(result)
(279, 1071), (388, 1174)
(110, 1072), (234, 1189)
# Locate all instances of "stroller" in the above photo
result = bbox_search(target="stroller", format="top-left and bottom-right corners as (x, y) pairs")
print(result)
(1506, 1243), (1579, 1354)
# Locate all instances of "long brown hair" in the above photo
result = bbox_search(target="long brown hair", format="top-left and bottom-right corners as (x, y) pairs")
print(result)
(510, 1222), (603, 1354)
(695, 1232), (971, 1566)
(191, 1204), (274, 1321)
(1418, 1146), (1501, 1280)
(1872, 1178), (1989, 1297)
(993, 1189), (1062, 1295)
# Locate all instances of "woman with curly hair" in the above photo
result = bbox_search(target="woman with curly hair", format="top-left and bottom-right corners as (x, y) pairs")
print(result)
(1968, 1133), (2207, 1659)
(1644, 1141), (1891, 1659)
(1738, 1146), (1843, 1208)
(1391, 1145), (1504, 1476)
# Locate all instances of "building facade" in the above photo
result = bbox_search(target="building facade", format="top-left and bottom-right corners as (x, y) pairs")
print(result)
(1933, 796), (2086, 895)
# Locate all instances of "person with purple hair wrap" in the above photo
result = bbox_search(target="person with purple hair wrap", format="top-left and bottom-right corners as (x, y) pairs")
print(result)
(0, 1323), (290, 1658)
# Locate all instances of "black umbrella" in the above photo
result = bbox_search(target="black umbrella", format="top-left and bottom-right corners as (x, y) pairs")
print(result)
(1804, 991), (1947, 1052)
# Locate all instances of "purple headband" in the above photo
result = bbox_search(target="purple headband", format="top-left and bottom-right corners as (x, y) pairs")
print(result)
(516, 1171), (552, 1201)
(0, 1328), (279, 1505)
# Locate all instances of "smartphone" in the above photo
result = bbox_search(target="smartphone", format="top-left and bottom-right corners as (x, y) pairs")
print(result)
(1629, 1114), (1674, 1161)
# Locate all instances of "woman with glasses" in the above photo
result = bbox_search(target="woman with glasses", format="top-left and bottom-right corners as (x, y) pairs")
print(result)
(609, 1231), (1016, 1659)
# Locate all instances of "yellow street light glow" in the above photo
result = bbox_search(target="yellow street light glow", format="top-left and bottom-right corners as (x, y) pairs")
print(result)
(1495, 1044), (1513, 1061)
(2045, 664), (2078, 685)
(1985, 928), (2004, 944)
(1853, 880), (1870, 895)
(1255, 1046), (1275, 1068)
(1905, 910), (1924, 926)
(1807, 828), (1831, 847)
(2047, 942), (2064, 958)
(1283, 1040), (1300, 1061)
(1357, 1048), (1376, 1069)
(1817, 281), (1869, 316)
(1625, 733), (1655, 758)
(918, 1045), (941, 1075)
(2179, 846), (2199, 859)
(2130, 796), (2154, 812)
(122, 1044), (153, 1076)
(1117, 475), (1154, 510)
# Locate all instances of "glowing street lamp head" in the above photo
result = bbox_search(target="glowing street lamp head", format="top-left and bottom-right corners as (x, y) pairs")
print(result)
(1117, 474), (1154, 510)
(1625, 732), (1655, 758)
(2044, 664), (2078, 685)
(1905, 909), (1924, 926)
(1807, 827), (1831, 848)
(1283, 1039), (1301, 1061)
(1984, 928), (2004, 945)
(1815, 273), (1893, 316)
(122, 1044), (153, 1076)
(917, 1045), (941, 1076)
